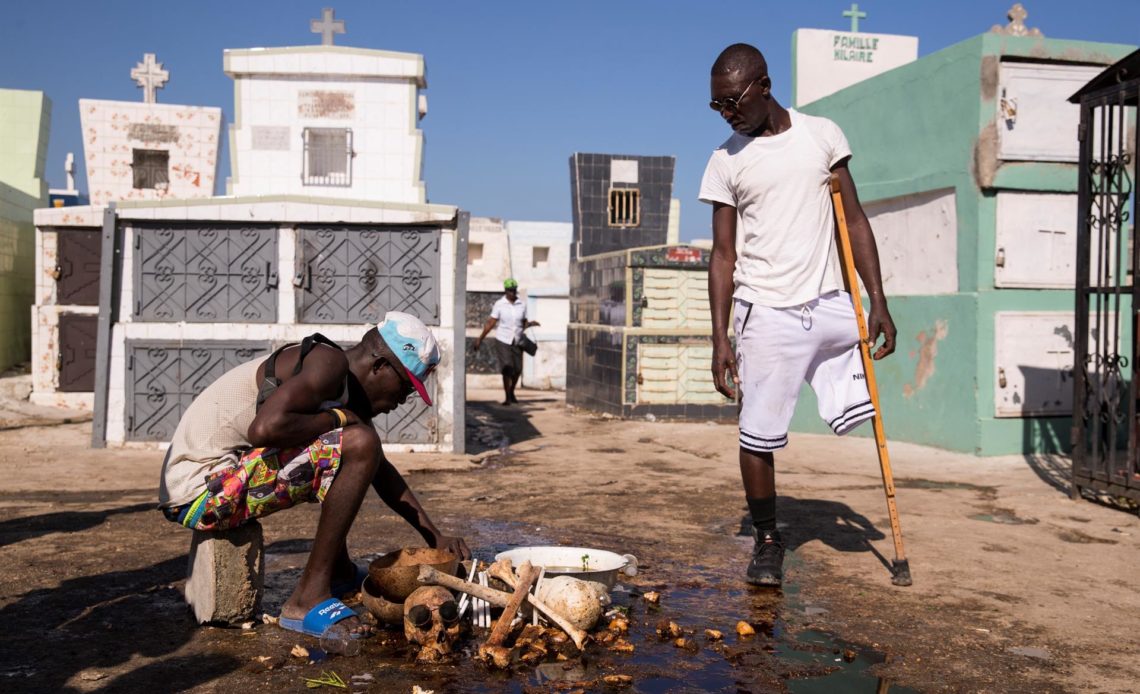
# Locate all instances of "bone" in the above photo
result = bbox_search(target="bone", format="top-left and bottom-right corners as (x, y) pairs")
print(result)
(487, 558), (521, 588)
(479, 561), (539, 667)
(417, 565), (589, 650)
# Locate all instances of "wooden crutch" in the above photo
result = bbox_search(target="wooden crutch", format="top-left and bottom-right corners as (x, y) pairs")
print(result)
(829, 173), (912, 587)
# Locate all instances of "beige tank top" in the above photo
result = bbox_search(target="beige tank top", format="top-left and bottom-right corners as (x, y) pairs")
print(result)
(158, 357), (262, 508)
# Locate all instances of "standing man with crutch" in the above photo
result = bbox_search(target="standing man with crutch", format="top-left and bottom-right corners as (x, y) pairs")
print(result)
(700, 43), (909, 587)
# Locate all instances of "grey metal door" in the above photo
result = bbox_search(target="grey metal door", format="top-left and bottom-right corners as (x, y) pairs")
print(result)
(134, 225), (279, 322)
(296, 227), (440, 325)
(58, 313), (98, 392)
(374, 373), (437, 443)
(125, 341), (270, 441)
(56, 230), (102, 305)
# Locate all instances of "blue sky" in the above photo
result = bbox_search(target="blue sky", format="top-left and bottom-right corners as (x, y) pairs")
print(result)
(3, 1), (1138, 240)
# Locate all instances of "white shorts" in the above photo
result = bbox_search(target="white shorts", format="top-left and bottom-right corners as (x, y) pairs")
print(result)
(734, 291), (874, 453)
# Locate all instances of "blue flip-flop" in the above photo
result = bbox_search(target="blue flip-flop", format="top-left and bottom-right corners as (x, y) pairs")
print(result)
(278, 598), (366, 639)
(330, 564), (368, 599)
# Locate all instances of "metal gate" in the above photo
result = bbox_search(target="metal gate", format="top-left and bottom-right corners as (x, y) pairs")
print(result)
(133, 225), (279, 322)
(296, 227), (440, 325)
(1070, 52), (1140, 506)
(56, 230), (102, 305)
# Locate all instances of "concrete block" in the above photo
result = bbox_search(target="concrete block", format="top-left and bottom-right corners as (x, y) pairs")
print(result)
(185, 519), (264, 625)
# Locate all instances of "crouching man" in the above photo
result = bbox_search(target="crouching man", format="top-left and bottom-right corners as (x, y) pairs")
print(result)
(158, 311), (470, 639)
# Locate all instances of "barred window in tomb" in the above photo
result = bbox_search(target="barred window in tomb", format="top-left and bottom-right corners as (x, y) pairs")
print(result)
(608, 188), (640, 227)
(532, 246), (550, 268)
(467, 243), (484, 265)
(132, 149), (169, 190)
(302, 127), (353, 186)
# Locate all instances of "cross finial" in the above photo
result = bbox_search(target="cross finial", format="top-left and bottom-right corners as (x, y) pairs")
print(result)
(843, 3), (867, 33)
(130, 53), (169, 104)
(64, 152), (75, 191)
(310, 7), (346, 46)
(990, 3), (1044, 37)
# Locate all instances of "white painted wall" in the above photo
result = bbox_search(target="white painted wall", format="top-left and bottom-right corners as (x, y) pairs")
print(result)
(465, 217), (512, 292)
(793, 29), (918, 107)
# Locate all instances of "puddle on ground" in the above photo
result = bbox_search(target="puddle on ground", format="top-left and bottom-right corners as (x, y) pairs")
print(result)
(968, 508), (1038, 525)
(255, 518), (917, 693)
(896, 478), (997, 499)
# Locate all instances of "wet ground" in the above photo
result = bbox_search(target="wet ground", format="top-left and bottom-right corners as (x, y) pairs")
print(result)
(0, 389), (1137, 692)
(255, 519), (914, 693)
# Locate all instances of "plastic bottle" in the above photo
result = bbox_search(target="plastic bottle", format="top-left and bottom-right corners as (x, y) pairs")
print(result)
(319, 622), (362, 656)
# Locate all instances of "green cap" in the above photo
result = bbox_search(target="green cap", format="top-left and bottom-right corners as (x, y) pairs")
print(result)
(504, 278), (519, 290)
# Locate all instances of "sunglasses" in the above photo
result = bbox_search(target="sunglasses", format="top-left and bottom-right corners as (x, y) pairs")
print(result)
(709, 77), (761, 113)
(407, 600), (460, 628)
(376, 356), (418, 400)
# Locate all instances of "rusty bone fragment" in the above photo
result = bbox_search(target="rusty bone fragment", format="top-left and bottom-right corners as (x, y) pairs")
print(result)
(416, 565), (588, 649)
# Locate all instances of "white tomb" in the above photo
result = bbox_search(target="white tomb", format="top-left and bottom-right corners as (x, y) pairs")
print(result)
(792, 4), (918, 107)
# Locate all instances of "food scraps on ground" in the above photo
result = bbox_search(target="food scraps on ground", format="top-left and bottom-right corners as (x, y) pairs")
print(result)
(290, 645), (310, 659)
(673, 637), (699, 652)
(602, 674), (634, 687)
(736, 621), (756, 637)
(705, 628), (724, 641)
(642, 591), (661, 605)
(655, 619), (683, 639)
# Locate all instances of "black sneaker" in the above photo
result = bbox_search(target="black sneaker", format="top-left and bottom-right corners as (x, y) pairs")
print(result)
(747, 528), (785, 587)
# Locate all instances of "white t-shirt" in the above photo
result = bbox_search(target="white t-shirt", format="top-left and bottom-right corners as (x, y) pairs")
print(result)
(491, 295), (527, 345)
(698, 109), (852, 308)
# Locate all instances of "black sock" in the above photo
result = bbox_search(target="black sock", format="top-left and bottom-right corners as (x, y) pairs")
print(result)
(747, 494), (777, 533)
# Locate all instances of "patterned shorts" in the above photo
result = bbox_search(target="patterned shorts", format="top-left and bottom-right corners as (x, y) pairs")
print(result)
(164, 429), (343, 531)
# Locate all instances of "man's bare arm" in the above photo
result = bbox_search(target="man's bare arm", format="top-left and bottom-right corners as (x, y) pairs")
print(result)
(370, 455), (471, 559)
(709, 202), (739, 398)
(247, 346), (349, 447)
(472, 317), (497, 350)
(832, 162), (896, 359)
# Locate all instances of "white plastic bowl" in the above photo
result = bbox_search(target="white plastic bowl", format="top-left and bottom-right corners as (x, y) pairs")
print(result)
(493, 546), (638, 589)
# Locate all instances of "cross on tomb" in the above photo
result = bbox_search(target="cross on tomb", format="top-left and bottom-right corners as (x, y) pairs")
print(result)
(311, 7), (346, 46)
(1037, 228), (1069, 274)
(990, 3), (1043, 37)
(843, 3), (867, 33)
(130, 53), (169, 104)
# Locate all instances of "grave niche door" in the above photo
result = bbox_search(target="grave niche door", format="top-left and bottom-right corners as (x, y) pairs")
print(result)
(58, 313), (98, 392)
(56, 229), (102, 305)
(296, 227), (440, 325)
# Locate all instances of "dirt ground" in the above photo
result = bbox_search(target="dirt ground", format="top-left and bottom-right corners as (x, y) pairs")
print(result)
(0, 387), (1137, 693)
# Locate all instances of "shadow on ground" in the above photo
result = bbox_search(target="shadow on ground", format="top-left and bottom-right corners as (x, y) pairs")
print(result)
(737, 495), (892, 574)
(0, 554), (241, 693)
(464, 398), (543, 455)
(0, 502), (153, 549)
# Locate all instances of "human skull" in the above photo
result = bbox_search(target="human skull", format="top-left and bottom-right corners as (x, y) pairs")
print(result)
(403, 586), (461, 662)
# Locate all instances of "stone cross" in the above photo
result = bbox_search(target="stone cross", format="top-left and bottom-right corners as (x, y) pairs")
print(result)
(130, 53), (169, 104)
(64, 152), (75, 191)
(990, 3), (1044, 37)
(843, 3), (867, 33)
(311, 7), (346, 46)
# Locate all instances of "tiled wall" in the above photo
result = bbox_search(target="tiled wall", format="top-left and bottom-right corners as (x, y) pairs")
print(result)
(566, 325), (624, 414)
(569, 153), (675, 259)
(79, 100), (221, 206)
(569, 251), (626, 325)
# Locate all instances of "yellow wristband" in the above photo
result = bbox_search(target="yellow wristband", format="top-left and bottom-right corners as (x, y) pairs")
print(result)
(329, 408), (347, 428)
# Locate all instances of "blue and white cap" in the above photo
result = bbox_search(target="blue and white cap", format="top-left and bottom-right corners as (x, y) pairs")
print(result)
(376, 311), (440, 405)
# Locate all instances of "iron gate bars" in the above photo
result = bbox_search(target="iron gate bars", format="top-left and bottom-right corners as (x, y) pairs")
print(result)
(1071, 64), (1140, 505)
